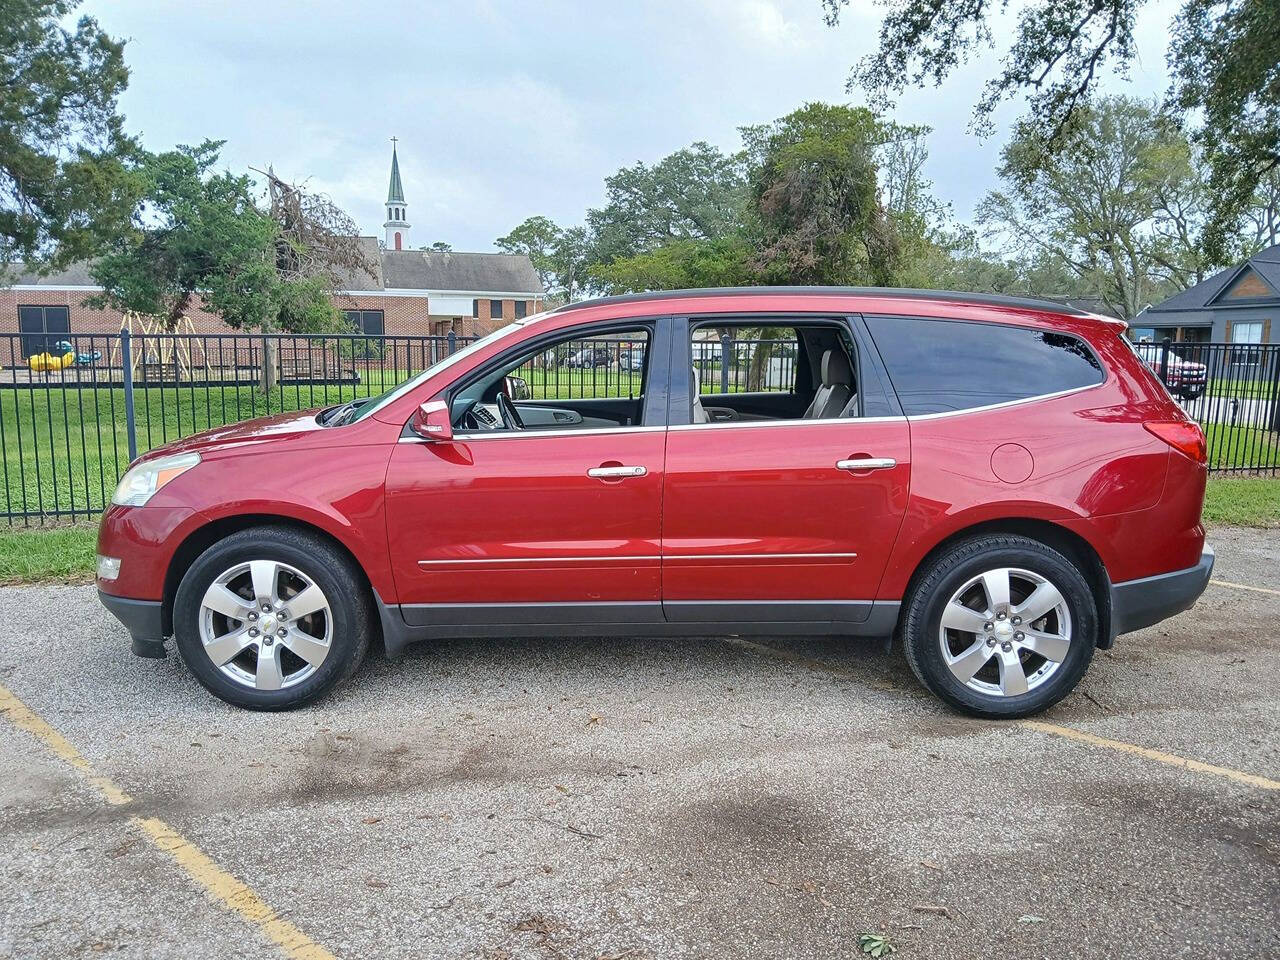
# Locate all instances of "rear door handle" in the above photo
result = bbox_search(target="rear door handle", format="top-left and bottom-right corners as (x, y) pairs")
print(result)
(837, 458), (897, 472)
(587, 465), (647, 479)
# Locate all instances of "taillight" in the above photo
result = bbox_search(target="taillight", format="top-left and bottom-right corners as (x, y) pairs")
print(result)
(1144, 420), (1207, 464)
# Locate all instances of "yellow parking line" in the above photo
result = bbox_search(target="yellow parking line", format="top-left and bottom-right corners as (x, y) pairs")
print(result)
(722, 639), (1279, 792)
(0, 684), (337, 960)
(1209, 578), (1280, 597)
(1018, 720), (1279, 791)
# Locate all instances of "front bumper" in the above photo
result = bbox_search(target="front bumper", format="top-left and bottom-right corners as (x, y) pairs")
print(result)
(1110, 546), (1215, 638)
(98, 591), (168, 659)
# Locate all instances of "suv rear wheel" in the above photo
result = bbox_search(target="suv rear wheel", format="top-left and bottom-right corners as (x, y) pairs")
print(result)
(902, 534), (1097, 718)
(173, 526), (372, 710)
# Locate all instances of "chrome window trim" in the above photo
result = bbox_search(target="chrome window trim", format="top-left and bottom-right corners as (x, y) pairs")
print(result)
(667, 416), (906, 432)
(902, 381), (1104, 421)
(398, 424), (667, 443)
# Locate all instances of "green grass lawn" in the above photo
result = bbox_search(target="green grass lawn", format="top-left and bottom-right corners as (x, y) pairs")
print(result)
(1202, 422), (1279, 471)
(5, 477), (1276, 586)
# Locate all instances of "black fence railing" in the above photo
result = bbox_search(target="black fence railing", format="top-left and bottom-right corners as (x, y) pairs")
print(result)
(0, 331), (1274, 524)
(1136, 338), (1280, 475)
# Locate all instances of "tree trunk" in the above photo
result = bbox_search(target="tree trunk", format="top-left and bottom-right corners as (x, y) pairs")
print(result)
(747, 340), (774, 392)
(259, 337), (278, 393)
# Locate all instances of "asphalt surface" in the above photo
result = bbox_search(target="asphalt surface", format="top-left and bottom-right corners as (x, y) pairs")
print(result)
(1, 526), (1277, 960)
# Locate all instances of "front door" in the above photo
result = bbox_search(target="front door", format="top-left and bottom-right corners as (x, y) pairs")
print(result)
(383, 319), (669, 627)
(660, 318), (911, 624)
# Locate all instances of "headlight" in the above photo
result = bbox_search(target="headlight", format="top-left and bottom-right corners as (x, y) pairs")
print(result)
(112, 452), (201, 507)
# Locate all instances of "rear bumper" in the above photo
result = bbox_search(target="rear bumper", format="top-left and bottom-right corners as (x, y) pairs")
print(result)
(1110, 546), (1214, 638)
(98, 591), (168, 659)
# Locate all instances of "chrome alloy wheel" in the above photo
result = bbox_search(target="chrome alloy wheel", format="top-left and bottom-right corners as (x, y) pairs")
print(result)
(198, 560), (332, 690)
(937, 567), (1072, 698)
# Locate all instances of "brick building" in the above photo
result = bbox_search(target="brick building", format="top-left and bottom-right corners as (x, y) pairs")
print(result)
(1, 143), (544, 359)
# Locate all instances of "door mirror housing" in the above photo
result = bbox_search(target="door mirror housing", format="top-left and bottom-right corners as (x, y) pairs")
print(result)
(503, 375), (530, 401)
(410, 400), (453, 442)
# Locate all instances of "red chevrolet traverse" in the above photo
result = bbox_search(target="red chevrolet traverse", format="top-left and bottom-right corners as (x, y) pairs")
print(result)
(96, 289), (1213, 716)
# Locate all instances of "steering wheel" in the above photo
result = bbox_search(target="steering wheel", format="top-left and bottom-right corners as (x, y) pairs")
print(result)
(496, 392), (525, 430)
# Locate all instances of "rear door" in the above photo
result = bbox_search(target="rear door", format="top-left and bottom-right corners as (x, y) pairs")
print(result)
(660, 316), (911, 625)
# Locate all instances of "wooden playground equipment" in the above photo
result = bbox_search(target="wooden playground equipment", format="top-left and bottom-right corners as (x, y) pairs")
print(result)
(111, 312), (210, 381)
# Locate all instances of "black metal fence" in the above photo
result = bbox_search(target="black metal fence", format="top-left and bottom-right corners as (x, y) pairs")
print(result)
(1138, 338), (1280, 475)
(0, 330), (1274, 524)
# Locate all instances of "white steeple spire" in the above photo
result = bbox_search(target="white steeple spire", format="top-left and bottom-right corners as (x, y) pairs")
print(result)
(383, 138), (410, 250)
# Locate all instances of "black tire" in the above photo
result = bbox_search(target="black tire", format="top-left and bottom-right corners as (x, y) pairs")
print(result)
(173, 526), (373, 710)
(901, 534), (1097, 719)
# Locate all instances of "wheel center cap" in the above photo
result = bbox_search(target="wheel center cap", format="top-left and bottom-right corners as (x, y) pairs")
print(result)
(261, 615), (276, 633)
(994, 621), (1015, 640)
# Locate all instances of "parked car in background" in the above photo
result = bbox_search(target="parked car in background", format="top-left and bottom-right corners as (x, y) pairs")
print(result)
(1134, 341), (1208, 400)
(564, 346), (613, 368)
(98, 288), (1212, 718)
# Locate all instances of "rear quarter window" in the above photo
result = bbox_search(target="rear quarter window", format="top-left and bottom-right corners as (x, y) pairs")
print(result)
(866, 315), (1104, 416)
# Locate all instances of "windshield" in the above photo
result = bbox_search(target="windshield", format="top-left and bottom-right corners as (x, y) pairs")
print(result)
(349, 322), (526, 422)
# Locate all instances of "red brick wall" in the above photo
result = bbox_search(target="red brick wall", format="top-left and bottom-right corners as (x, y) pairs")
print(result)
(0, 286), (543, 348)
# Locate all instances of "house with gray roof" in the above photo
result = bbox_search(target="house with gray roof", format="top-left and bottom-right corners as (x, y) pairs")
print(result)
(1133, 243), (1280, 346)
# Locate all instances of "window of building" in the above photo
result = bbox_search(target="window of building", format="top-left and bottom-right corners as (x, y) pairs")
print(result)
(343, 309), (385, 335)
(866, 316), (1103, 416)
(1232, 321), (1264, 344)
(472, 299), (480, 319)
(514, 300), (527, 319)
(490, 299), (505, 320)
(18, 305), (70, 357)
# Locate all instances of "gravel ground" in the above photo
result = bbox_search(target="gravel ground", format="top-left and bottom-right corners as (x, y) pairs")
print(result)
(1, 526), (1276, 960)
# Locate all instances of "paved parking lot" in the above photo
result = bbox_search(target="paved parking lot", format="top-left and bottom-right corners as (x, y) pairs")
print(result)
(1, 527), (1277, 960)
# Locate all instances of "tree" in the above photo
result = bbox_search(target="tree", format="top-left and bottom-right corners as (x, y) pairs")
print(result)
(425, 241), (452, 252)
(91, 142), (374, 389)
(1, 0), (140, 277)
(976, 98), (1211, 320)
(743, 103), (899, 285)
(584, 142), (749, 265)
(89, 142), (279, 332)
(496, 216), (591, 302)
(589, 236), (754, 294)
(819, 0), (1280, 249)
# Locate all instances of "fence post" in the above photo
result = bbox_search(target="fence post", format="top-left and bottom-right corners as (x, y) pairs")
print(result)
(1159, 337), (1172, 387)
(447, 330), (457, 355)
(120, 328), (138, 462)
(720, 332), (732, 394)
(1268, 342), (1280, 433)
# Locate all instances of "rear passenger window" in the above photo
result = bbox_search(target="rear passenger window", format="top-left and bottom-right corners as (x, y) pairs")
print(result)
(867, 316), (1104, 415)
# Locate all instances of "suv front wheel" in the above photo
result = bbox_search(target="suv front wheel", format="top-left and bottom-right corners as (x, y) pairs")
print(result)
(902, 534), (1097, 718)
(172, 526), (373, 710)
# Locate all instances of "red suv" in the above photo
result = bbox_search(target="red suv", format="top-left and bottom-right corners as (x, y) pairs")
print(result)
(96, 289), (1213, 717)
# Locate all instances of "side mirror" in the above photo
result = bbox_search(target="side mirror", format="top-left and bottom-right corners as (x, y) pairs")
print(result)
(503, 375), (531, 401)
(410, 400), (453, 442)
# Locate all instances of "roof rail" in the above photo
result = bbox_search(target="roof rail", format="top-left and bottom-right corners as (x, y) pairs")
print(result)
(547, 286), (1093, 318)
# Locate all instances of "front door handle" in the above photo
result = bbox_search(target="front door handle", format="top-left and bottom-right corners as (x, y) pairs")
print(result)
(837, 458), (897, 472)
(587, 465), (647, 479)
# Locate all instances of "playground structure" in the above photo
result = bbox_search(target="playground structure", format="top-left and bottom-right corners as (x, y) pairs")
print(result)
(110, 312), (210, 380)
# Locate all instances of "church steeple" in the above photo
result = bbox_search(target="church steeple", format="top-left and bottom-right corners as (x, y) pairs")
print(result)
(384, 139), (410, 250)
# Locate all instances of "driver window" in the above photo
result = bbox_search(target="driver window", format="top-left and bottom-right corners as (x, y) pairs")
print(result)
(453, 327), (651, 434)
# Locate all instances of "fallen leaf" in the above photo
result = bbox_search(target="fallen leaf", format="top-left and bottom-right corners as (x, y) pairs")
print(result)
(912, 903), (952, 920)
(920, 860), (942, 871)
(365, 877), (387, 889)
(362, 816), (382, 825)
(585, 714), (601, 727)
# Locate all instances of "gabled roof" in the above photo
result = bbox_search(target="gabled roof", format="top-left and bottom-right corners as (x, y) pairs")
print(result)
(380, 249), (543, 293)
(1143, 243), (1280, 314)
(386, 145), (405, 205)
(5, 240), (543, 296)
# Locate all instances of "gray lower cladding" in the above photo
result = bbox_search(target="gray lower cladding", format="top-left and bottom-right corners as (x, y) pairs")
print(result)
(1109, 546), (1215, 638)
(381, 599), (902, 657)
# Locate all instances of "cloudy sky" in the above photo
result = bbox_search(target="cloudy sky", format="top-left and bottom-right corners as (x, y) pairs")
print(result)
(79, 0), (1179, 253)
